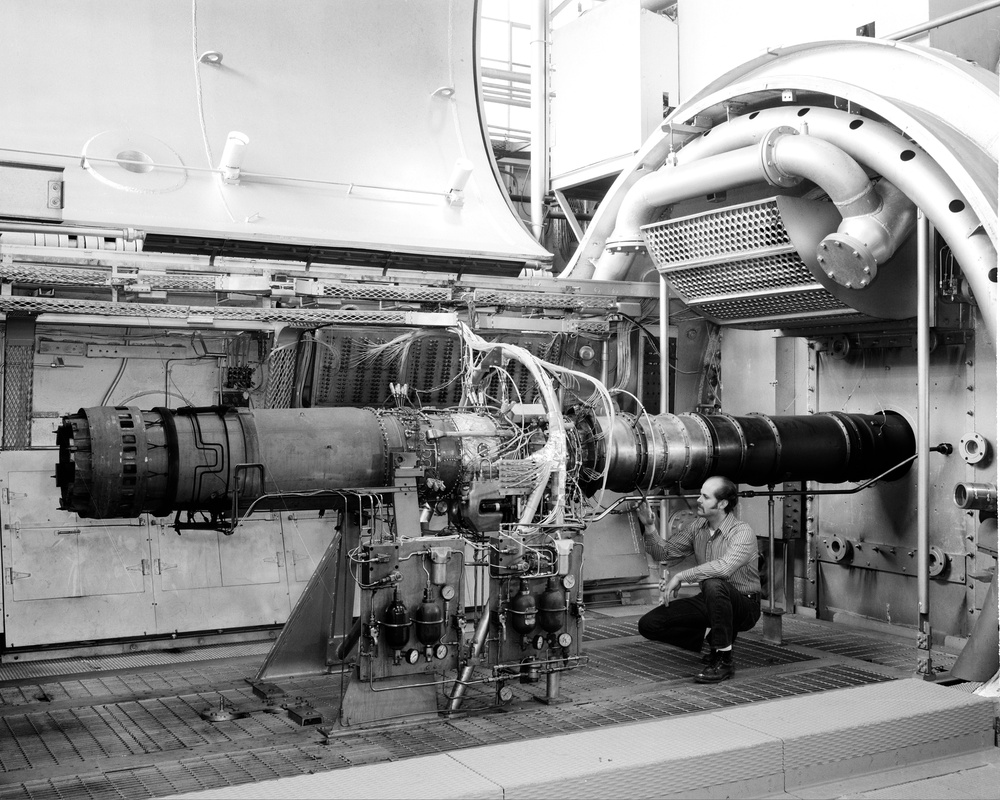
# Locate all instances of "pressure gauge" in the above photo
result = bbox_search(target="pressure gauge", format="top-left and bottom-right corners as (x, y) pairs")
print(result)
(498, 686), (514, 703)
(404, 648), (420, 665)
(558, 632), (573, 648)
(434, 643), (449, 660)
(532, 634), (546, 651)
(440, 585), (456, 601)
(561, 574), (576, 590)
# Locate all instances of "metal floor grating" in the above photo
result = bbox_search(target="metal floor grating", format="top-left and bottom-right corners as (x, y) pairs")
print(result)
(0, 613), (960, 800)
(0, 642), (273, 684)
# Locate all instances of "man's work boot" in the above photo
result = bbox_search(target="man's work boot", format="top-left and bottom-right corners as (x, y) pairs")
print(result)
(694, 650), (735, 683)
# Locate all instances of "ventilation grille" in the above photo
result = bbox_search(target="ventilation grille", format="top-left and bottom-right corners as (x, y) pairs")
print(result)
(643, 199), (792, 265)
(665, 252), (816, 299)
(641, 197), (870, 329)
(309, 330), (563, 407)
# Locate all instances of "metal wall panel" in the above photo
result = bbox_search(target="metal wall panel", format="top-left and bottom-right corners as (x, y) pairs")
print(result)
(0, 452), (157, 646)
(149, 517), (289, 633)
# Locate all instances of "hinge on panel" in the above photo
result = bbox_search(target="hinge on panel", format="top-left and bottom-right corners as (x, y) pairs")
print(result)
(4, 568), (31, 584)
(263, 551), (285, 568)
(153, 559), (178, 574)
(126, 559), (151, 576)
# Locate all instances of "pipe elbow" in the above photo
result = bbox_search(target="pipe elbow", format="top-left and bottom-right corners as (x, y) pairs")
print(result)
(818, 179), (917, 290)
(767, 130), (916, 290)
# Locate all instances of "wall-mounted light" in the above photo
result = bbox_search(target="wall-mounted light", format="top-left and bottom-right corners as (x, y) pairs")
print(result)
(218, 131), (249, 185)
(446, 158), (473, 206)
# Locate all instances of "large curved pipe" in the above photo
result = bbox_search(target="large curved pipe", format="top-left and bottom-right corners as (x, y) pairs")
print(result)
(587, 106), (996, 346)
(594, 126), (915, 284)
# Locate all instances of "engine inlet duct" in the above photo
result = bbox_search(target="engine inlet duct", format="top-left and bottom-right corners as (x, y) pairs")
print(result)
(56, 405), (915, 520)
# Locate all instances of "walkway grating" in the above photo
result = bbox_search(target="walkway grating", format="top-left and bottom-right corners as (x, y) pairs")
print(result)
(0, 612), (965, 799)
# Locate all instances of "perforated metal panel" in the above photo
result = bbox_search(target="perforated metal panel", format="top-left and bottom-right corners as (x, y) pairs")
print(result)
(264, 348), (296, 409)
(641, 197), (871, 329)
(2, 344), (33, 449)
(0, 264), (217, 292)
(644, 198), (793, 265)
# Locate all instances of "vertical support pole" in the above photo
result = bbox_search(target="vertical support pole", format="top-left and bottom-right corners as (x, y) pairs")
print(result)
(762, 487), (784, 644)
(804, 341), (819, 612)
(916, 209), (934, 679)
(659, 272), (670, 536)
(529, 0), (549, 242)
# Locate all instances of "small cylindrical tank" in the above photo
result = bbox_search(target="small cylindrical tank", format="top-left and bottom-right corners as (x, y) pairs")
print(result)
(414, 589), (444, 645)
(382, 589), (411, 650)
(508, 580), (537, 635)
(537, 577), (566, 633)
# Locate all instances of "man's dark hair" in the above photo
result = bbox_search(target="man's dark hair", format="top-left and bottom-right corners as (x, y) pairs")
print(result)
(713, 477), (739, 513)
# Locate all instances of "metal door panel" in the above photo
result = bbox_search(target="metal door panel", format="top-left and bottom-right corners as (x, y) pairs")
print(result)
(1, 452), (155, 646)
(150, 516), (290, 633)
(219, 517), (282, 587)
(7, 526), (149, 601)
(152, 523), (225, 592)
(280, 511), (338, 587)
(5, 464), (144, 530)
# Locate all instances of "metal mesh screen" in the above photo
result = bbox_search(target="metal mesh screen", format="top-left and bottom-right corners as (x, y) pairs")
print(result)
(699, 289), (850, 321)
(664, 252), (816, 299)
(2, 344), (33, 449)
(473, 290), (616, 311)
(643, 199), (792, 266)
(264, 347), (297, 409)
(640, 197), (865, 329)
(0, 265), (217, 292)
(320, 284), (451, 303)
(0, 296), (429, 326)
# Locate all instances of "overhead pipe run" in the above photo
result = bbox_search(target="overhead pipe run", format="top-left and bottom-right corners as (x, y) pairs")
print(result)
(593, 125), (915, 284)
(581, 105), (996, 349)
(764, 130), (917, 289)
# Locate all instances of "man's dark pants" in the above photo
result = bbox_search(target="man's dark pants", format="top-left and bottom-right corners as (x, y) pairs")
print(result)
(638, 577), (761, 651)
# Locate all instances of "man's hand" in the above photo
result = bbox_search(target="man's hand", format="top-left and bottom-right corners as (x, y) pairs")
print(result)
(663, 572), (683, 599)
(635, 501), (657, 528)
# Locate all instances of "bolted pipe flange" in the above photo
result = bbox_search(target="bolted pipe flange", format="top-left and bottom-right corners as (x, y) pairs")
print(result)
(927, 546), (950, 577)
(759, 126), (803, 188)
(817, 232), (878, 289)
(959, 432), (991, 465)
(827, 534), (853, 563)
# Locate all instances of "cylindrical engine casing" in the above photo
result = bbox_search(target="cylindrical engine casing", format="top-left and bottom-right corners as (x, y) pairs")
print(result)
(56, 404), (916, 520)
(579, 409), (915, 491)
(56, 406), (490, 518)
